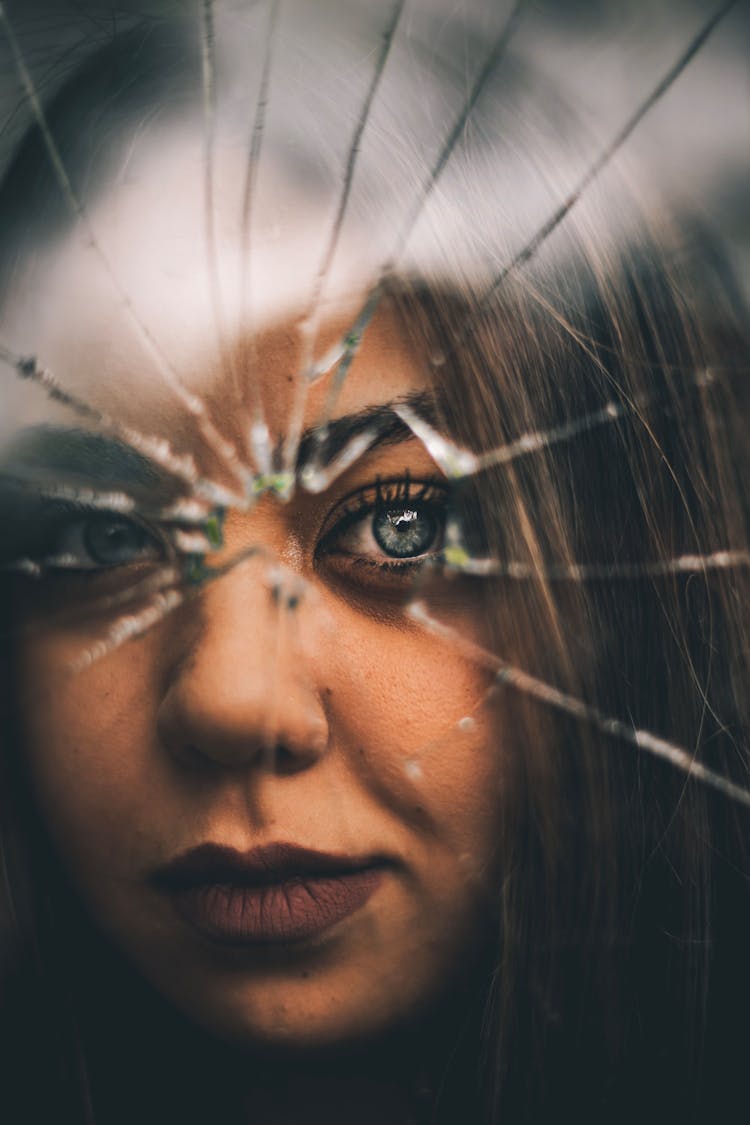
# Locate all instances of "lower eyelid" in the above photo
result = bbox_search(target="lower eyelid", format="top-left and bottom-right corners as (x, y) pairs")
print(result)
(349, 556), (432, 571)
(319, 555), (434, 588)
(318, 479), (450, 535)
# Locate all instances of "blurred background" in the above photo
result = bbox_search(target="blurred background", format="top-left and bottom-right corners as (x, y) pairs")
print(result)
(0, 0), (747, 297)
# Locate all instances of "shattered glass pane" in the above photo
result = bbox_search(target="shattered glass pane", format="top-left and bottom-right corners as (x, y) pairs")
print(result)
(0, 0), (749, 1120)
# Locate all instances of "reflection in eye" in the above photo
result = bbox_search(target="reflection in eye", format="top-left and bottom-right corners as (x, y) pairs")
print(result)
(317, 477), (449, 569)
(372, 506), (439, 558)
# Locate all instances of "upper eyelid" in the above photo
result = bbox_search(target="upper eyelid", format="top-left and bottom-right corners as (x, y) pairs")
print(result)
(316, 476), (451, 541)
(327, 474), (450, 515)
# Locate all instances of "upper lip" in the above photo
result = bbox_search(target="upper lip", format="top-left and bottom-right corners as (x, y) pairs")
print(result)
(151, 842), (388, 889)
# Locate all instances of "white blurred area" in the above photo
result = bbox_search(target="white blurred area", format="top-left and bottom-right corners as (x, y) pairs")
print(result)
(0, 0), (746, 265)
(0, 0), (746, 434)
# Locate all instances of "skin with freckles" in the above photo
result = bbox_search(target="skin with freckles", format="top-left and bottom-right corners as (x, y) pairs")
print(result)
(14, 318), (502, 1048)
(7, 130), (506, 1052)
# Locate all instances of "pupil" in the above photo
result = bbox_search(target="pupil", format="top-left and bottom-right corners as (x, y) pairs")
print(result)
(372, 507), (437, 559)
(84, 518), (157, 566)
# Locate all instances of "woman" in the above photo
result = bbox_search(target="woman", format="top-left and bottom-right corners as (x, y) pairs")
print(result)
(1, 2), (749, 1122)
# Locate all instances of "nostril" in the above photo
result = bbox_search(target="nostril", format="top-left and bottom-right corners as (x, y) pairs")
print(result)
(268, 741), (325, 775)
(169, 735), (327, 774)
(169, 743), (224, 773)
(157, 686), (331, 772)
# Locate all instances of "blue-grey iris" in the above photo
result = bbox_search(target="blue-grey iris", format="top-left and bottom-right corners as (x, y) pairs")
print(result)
(83, 517), (160, 566)
(372, 507), (437, 559)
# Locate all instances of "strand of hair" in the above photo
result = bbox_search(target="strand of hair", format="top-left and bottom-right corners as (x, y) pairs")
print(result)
(394, 367), (717, 480)
(408, 600), (750, 811)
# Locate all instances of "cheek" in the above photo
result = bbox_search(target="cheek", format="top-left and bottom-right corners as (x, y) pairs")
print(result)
(18, 594), (504, 837)
(19, 594), (505, 848)
(14, 598), (506, 1046)
(327, 615), (505, 858)
(16, 629), (165, 880)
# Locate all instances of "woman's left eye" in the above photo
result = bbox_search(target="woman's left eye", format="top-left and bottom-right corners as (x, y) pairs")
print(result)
(317, 479), (449, 569)
(48, 514), (165, 570)
(370, 505), (441, 558)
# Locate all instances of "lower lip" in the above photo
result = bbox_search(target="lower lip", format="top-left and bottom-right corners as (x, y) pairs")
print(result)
(169, 869), (384, 946)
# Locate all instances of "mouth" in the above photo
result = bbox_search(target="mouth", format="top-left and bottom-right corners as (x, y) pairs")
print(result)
(151, 842), (389, 946)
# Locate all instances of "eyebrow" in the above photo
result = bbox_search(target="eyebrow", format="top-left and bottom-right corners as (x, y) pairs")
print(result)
(294, 391), (437, 470)
(0, 391), (438, 502)
(0, 425), (179, 501)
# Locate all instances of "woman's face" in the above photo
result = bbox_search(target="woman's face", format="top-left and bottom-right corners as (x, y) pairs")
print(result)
(8, 131), (505, 1050)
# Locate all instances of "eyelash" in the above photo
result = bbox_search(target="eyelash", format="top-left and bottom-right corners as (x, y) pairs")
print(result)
(14, 475), (453, 585)
(316, 475), (451, 570)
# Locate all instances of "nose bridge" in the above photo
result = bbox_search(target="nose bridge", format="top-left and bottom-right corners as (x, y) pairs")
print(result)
(157, 554), (329, 770)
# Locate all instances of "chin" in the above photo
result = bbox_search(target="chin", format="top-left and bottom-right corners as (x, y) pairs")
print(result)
(169, 982), (412, 1055)
(135, 939), (449, 1056)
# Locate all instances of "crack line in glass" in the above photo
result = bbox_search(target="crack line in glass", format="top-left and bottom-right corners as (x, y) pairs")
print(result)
(238, 0), (280, 476)
(408, 599), (750, 811)
(476, 0), (739, 307)
(0, 345), (240, 506)
(0, 0), (252, 492)
(302, 0), (526, 442)
(281, 0), (406, 482)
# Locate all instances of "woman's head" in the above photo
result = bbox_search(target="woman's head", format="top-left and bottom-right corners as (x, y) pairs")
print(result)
(11, 301), (509, 1052)
(1, 3), (749, 1121)
(0, 17), (511, 1055)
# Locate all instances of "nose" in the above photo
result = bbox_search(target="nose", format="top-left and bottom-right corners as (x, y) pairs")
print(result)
(156, 561), (329, 773)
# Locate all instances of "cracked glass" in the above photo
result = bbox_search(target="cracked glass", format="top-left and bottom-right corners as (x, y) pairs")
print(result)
(0, 2), (749, 1122)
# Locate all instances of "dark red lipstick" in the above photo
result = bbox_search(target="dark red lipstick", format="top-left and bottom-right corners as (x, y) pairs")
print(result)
(152, 843), (386, 946)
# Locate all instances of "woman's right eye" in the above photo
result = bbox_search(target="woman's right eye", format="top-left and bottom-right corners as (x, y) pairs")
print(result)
(314, 476), (452, 588)
(42, 514), (166, 571)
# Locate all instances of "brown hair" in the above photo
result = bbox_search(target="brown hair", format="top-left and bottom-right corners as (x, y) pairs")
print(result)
(387, 215), (750, 1118)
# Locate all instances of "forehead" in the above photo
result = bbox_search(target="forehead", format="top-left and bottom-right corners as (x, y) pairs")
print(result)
(0, 120), (429, 442)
